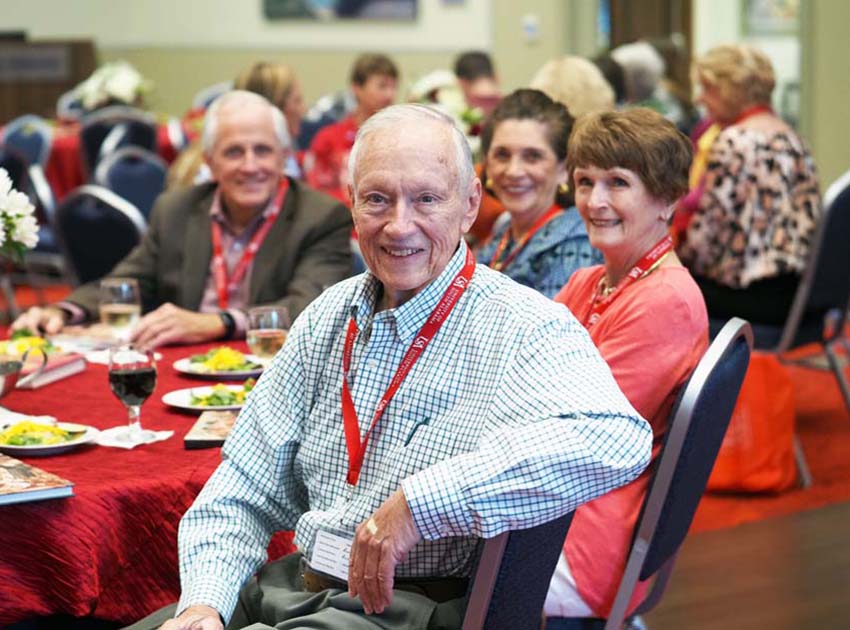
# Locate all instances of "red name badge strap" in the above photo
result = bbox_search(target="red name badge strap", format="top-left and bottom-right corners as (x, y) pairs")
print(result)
(586, 234), (673, 328)
(211, 178), (290, 309)
(341, 247), (476, 486)
(489, 204), (563, 272)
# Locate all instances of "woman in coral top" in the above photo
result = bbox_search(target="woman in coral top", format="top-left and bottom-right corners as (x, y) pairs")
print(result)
(544, 109), (709, 626)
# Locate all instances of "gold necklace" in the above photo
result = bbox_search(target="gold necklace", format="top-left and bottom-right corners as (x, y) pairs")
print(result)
(599, 252), (671, 297)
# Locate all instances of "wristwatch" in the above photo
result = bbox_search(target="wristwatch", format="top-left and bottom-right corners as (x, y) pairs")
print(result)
(218, 310), (236, 340)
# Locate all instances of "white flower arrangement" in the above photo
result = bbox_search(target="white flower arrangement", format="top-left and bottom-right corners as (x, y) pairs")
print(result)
(74, 60), (152, 112)
(408, 70), (485, 156)
(0, 168), (39, 261)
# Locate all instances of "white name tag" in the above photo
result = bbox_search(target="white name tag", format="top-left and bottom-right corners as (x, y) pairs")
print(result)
(310, 530), (353, 581)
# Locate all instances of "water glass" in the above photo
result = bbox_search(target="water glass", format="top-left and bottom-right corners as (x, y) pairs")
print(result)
(99, 278), (141, 342)
(246, 306), (291, 359)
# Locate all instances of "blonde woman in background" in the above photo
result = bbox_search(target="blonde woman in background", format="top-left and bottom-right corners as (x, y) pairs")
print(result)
(530, 55), (615, 117)
(168, 61), (306, 189)
(678, 44), (820, 326)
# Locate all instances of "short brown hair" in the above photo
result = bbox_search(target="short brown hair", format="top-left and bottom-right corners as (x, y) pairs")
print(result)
(567, 108), (692, 204)
(694, 44), (775, 115)
(234, 61), (298, 112)
(350, 53), (399, 86)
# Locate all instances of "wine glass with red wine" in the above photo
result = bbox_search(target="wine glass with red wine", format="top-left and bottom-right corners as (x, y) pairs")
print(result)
(108, 345), (157, 441)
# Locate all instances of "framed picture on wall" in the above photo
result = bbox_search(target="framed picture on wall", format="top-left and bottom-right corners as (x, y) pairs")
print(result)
(742, 0), (799, 35)
(264, 0), (417, 20)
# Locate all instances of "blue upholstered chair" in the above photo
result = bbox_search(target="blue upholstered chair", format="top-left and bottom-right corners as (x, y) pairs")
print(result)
(79, 106), (158, 177)
(463, 511), (576, 630)
(94, 146), (167, 220)
(2, 114), (52, 169)
(599, 317), (752, 629)
(54, 185), (147, 285)
(465, 318), (752, 630)
(192, 81), (233, 111)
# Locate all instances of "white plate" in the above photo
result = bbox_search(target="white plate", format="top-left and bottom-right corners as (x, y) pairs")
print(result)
(0, 422), (100, 457)
(162, 386), (246, 412)
(172, 355), (266, 379)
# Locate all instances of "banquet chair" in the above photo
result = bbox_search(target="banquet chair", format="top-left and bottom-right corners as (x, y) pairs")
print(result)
(708, 168), (850, 486)
(598, 317), (752, 629)
(462, 511), (576, 630)
(54, 185), (147, 285)
(1, 114), (53, 168)
(56, 89), (86, 121)
(79, 106), (158, 176)
(192, 81), (233, 110)
(94, 146), (167, 219)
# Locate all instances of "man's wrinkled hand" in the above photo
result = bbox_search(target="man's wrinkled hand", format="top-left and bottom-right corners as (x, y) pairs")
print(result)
(348, 488), (422, 615)
(158, 604), (223, 630)
(11, 306), (67, 335)
(130, 303), (226, 349)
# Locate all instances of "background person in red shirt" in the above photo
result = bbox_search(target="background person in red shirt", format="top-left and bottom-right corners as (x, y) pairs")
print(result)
(304, 53), (399, 205)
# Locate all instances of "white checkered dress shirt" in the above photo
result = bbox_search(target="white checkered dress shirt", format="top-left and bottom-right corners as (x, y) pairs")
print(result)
(177, 241), (652, 621)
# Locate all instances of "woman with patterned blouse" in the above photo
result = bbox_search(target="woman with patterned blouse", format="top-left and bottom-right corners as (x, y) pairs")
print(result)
(477, 89), (602, 298)
(678, 44), (821, 325)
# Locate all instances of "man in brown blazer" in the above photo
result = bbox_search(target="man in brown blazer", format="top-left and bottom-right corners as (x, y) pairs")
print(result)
(13, 91), (353, 347)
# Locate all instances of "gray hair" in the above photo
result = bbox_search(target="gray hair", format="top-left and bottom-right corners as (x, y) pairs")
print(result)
(202, 90), (291, 153)
(348, 103), (475, 195)
(611, 42), (665, 103)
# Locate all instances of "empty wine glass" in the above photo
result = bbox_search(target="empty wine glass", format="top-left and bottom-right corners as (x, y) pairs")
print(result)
(107, 344), (157, 442)
(247, 306), (291, 359)
(99, 278), (141, 342)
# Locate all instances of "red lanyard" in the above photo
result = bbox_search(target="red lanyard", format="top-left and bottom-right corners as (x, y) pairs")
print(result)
(341, 247), (476, 486)
(488, 204), (563, 272)
(210, 178), (289, 309)
(585, 234), (673, 329)
(732, 104), (773, 125)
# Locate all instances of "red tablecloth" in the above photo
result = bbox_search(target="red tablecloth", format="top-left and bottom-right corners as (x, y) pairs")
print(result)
(0, 340), (294, 626)
(44, 121), (181, 202)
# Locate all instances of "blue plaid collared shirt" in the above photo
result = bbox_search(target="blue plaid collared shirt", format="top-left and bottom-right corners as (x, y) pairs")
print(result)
(177, 241), (651, 621)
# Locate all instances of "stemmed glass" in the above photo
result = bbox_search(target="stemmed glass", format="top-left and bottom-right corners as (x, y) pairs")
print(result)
(99, 278), (141, 342)
(107, 344), (158, 442)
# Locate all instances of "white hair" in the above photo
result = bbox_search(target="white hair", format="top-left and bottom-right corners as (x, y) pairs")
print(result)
(202, 90), (290, 153)
(611, 42), (666, 102)
(348, 103), (475, 195)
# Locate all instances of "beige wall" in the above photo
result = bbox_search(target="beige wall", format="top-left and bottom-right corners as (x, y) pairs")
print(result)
(800, 0), (850, 187)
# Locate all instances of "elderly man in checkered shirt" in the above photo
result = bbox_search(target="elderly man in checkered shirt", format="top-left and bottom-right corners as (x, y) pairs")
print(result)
(135, 104), (651, 630)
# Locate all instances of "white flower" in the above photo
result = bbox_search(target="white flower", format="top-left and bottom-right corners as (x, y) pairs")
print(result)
(0, 169), (11, 198)
(5, 190), (33, 217)
(11, 213), (39, 248)
(75, 60), (151, 111)
(0, 167), (39, 259)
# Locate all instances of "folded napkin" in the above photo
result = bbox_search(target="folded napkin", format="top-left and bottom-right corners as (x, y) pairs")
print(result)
(0, 405), (58, 430)
(84, 350), (163, 365)
(96, 426), (173, 449)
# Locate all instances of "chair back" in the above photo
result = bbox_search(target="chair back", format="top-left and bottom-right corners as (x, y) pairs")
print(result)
(604, 318), (753, 629)
(462, 511), (575, 630)
(94, 146), (167, 219)
(56, 89), (85, 121)
(0, 144), (29, 189)
(192, 81), (233, 110)
(2, 115), (52, 168)
(79, 106), (158, 176)
(54, 185), (147, 285)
